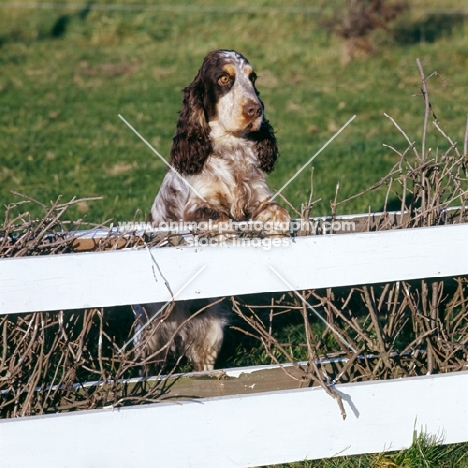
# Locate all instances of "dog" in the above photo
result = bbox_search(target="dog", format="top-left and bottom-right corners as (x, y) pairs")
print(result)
(135, 50), (290, 372)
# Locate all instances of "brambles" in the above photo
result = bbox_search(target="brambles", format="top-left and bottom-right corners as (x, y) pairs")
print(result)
(2, 60), (468, 418)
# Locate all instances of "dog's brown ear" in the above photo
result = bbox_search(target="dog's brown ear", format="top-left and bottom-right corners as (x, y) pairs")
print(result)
(252, 119), (278, 174)
(170, 72), (212, 176)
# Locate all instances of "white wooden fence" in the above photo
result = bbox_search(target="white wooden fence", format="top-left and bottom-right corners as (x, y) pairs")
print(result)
(1, 222), (468, 467)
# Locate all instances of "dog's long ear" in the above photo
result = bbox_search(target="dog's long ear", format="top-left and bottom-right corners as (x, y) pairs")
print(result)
(252, 118), (278, 174)
(170, 71), (212, 175)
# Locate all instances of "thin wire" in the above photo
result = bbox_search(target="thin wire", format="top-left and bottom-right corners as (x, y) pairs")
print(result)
(0, 3), (322, 14)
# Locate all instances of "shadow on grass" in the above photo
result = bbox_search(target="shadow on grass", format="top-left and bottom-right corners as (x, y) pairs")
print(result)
(396, 12), (466, 44)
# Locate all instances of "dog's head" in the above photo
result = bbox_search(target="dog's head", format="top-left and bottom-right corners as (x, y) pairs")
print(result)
(202, 50), (263, 133)
(170, 49), (278, 175)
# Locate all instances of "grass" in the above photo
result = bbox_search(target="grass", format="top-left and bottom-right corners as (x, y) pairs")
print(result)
(2, 1), (468, 465)
(272, 433), (468, 467)
(1, 1), (468, 224)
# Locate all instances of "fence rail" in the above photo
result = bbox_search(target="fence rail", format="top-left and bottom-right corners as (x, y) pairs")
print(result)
(1, 223), (468, 315)
(1, 371), (468, 467)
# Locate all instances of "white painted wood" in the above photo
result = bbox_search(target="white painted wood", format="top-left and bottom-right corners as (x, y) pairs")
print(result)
(1, 223), (467, 314)
(1, 371), (467, 468)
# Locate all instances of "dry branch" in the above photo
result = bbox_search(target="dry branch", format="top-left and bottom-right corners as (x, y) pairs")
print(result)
(2, 59), (468, 418)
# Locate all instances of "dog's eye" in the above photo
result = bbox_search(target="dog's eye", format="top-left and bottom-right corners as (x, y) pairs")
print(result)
(249, 73), (257, 84)
(219, 74), (231, 85)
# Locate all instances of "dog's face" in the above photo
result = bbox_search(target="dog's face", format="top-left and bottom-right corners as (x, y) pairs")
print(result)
(170, 49), (277, 176)
(203, 50), (263, 134)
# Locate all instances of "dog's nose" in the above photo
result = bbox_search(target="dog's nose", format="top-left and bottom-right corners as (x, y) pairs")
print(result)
(243, 101), (262, 119)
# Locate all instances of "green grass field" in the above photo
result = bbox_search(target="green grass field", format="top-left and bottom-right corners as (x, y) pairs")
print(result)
(2, 0), (468, 224)
(274, 432), (468, 467)
(2, 1), (468, 466)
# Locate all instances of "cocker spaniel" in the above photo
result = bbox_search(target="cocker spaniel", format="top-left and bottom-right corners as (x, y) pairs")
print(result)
(135, 49), (290, 372)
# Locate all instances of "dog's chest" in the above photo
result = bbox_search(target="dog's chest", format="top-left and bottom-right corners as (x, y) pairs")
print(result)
(215, 141), (261, 177)
(205, 150), (263, 218)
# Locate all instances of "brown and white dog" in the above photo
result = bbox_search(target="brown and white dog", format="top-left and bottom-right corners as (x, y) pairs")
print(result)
(135, 50), (290, 372)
